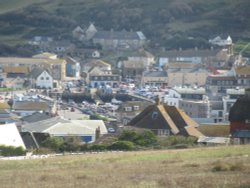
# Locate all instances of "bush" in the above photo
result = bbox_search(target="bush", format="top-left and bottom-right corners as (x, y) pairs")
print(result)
(118, 129), (157, 147)
(212, 161), (245, 172)
(89, 144), (107, 151)
(90, 113), (108, 121)
(107, 141), (134, 151)
(42, 137), (64, 152)
(158, 135), (197, 148)
(0, 145), (26, 156)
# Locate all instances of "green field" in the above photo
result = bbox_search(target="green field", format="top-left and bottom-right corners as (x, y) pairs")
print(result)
(1, 145), (250, 188)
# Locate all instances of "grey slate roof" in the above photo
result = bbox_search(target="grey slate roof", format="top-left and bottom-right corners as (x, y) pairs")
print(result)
(21, 112), (52, 123)
(144, 71), (167, 77)
(21, 117), (67, 132)
(29, 67), (50, 79)
(13, 101), (49, 111)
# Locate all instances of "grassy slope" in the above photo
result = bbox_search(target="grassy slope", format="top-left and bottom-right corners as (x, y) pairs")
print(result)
(0, 0), (47, 14)
(0, 145), (250, 188)
(0, 0), (249, 47)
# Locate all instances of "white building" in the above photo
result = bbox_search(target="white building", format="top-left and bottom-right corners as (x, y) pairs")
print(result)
(222, 88), (245, 122)
(29, 68), (53, 89)
(0, 123), (26, 149)
(21, 117), (108, 143)
(164, 87), (211, 123)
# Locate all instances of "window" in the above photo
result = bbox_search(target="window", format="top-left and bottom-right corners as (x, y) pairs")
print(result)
(158, 129), (170, 136)
(46, 77), (50, 80)
(40, 77), (44, 80)
(151, 111), (158, 120)
(124, 107), (132, 112)
(133, 106), (139, 110)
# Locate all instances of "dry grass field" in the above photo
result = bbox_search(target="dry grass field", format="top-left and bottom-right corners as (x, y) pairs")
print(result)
(1, 145), (250, 188)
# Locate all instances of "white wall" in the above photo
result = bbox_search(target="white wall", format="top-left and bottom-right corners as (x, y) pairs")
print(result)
(36, 71), (53, 89)
(0, 123), (26, 149)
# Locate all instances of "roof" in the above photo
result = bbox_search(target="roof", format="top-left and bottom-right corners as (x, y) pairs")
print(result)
(197, 136), (230, 144)
(159, 49), (219, 58)
(21, 112), (52, 123)
(123, 60), (146, 69)
(0, 102), (10, 109)
(32, 53), (57, 59)
(235, 65), (250, 76)
(93, 30), (145, 40)
(144, 71), (167, 77)
(173, 87), (205, 95)
(29, 67), (51, 79)
(128, 102), (203, 138)
(0, 57), (65, 66)
(232, 130), (250, 138)
(0, 123), (26, 149)
(13, 101), (49, 111)
(197, 124), (230, 137)
(87, 59), (111, 68)
(21, 117), (107, 136)
(2, 67), (29, 74)
(229, 95), (250, 121)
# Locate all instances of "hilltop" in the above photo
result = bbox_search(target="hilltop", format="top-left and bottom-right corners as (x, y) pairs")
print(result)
(0, 0), (250, 48)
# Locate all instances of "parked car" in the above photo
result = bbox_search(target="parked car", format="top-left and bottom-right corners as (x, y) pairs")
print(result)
(107, 127), (116, 133)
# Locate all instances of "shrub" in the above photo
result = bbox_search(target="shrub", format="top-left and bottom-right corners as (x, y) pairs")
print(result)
(89, 144), (107, 151)
(212, 161), (245, 172)
(158, 135), (197, 148)
(42, 137), (64, 152)
(0, 145), (26, 156)
(107, 141), (134, 151)
(118, 129), (157, 147)
(90, 113), (108, 121)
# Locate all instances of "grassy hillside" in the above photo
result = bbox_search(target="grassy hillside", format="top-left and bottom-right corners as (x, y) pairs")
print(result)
(0, 0), (250, 49)
(0, 0), (47, 14)
(0, 145), (250, 187)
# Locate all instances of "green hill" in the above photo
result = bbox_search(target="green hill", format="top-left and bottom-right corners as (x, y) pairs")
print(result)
(0, 0), (250, 48)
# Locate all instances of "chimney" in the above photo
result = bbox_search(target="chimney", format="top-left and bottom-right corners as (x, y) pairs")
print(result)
(155, 95), (161, 105)
(95, 126), (101, 140)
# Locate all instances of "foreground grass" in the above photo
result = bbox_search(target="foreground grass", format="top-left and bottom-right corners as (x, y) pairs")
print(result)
(1, 145), (250, 188)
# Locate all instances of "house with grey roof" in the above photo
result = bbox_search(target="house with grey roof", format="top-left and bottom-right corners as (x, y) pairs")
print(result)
(29, 67), (53, 89)
(93, 30), (146, 50)
(21, 117), (108, 143)
(81, 23), (146, 50)
(12, 101), (50, 117)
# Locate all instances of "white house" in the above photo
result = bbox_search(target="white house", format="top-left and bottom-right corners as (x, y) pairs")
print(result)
(222, 88), (245, 122)
(209, 36), (232, 46)
(29, 68), (53, 89)
(0, 123), (26, 149)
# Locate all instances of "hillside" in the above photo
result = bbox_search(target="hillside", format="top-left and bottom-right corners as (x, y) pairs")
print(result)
(0, 146), (250, 188)
(0, 0), (250, 49)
